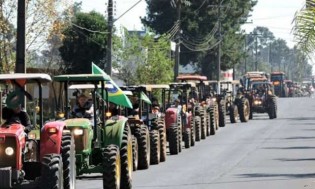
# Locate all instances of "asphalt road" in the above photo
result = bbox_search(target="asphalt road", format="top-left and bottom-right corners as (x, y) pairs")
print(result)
(77, 97), (315, 189)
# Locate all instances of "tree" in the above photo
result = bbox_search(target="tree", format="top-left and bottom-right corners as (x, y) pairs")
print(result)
(115, 30), (173, 85)
(59, 11), (108, 74)
(0, 0), (73, 73)
(141, 0), (256, 79)
(293, 0), (315, 54)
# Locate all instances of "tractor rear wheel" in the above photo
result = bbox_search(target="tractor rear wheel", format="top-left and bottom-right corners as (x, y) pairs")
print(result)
(40, 154), (63, 189)
(150, 130), (160, 165)
(137, 125), (150, 170)
(190, 116), (195, 147)
(61, 132), (76, 189)
(209, 107), (216, 135)
(184, 128), (191, 148)
(239, 98), (250, 122)
(219, 102), (226, 127)
(268, 96), (277, 119)
(102, 145), (121, 189)
(200, 111), (207, 139)
(132, 136), (138, 171)
(169, 124), (179, 155)
(229, 105), (238, 123)
(120, 125), (133, 189)
(194, 116), (201, 141)
(157, 120), (167, 162)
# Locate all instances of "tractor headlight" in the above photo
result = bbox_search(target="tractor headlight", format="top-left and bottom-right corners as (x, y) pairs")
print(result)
(56, 112), (65, 119)
(212, 97), (217, 102)
(105, 112), (112, 118)
(254, 100), (262, 105)
(5, 147), (14, 156)
(73, 129), (84, 136)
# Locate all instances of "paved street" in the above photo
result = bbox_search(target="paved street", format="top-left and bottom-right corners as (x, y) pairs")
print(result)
(77, 97), (315, 189)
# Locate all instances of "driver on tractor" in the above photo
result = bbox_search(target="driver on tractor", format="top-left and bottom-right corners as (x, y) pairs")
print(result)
(2, 90), (33, 133)
(72, 93), (94, 118)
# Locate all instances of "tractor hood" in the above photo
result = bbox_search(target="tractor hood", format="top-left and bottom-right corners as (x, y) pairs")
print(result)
(104, 117), (128, 147)
(64, 118), (92, 129)
(0, 124), (25, 138)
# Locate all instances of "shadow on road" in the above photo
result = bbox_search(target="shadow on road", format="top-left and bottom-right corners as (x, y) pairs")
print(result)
(275, 158), (315, 162)
(282, 136), (315, 140)
(77, 175), (102, 180)
(280, 117), (315, 121)
(238, 173), (315, 179)
(262, 146), (315, 150)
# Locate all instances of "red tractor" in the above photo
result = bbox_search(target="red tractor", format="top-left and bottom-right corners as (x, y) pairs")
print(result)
(0, 74), (76, 189)
(164, 82), (197, 155)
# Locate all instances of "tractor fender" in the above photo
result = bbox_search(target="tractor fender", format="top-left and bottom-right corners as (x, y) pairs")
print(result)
(104, 117), (129, 148)
(40, 121), (68, 160)
(165, 107), (178, 129)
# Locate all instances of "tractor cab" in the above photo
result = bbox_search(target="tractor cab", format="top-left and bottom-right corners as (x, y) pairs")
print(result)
(54, 74), (133, 189)
(0, 73), (75, 189)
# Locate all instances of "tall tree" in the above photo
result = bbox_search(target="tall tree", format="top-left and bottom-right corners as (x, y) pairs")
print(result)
(116, 30), (173, 85)
(59, 11), (108, 74)
(142, 0), (256, 79)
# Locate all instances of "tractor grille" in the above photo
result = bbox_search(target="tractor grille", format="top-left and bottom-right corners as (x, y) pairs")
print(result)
(74, 134), (84, 152)
(0, 137), (17, 169)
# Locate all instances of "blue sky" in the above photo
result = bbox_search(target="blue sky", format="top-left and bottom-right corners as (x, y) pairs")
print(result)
(77, 0), (305, 48)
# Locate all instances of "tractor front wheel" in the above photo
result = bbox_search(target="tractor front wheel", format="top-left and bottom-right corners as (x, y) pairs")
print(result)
(184, 128), (191, 148)
(102, 144), (121, 189)
(157, 120), (167, 162)
(40, 154), (63, 189)
(239, 98), (250, 122)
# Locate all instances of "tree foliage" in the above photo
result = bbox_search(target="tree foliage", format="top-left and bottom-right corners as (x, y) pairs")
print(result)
(142, 0), (256, 79)
(0, 0), (73, 73)
(116, 30), (173, 85)
(293, 0), (315, 54)
(59, 11), (108, 74)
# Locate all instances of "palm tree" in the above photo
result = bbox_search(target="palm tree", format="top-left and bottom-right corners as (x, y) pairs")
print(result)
(293, 0), (315, 54)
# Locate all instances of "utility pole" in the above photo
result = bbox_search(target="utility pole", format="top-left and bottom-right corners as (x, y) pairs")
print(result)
(254, 33), (258, 71)
(217, 0), (223, 94)
(244, 35), (247, 74)
(16, 0), (26, 73)
(174, 0), (181, 81)
(106, 0), (113, 76)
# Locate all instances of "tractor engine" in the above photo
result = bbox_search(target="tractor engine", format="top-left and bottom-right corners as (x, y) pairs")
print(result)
(0, 124), (26, 188)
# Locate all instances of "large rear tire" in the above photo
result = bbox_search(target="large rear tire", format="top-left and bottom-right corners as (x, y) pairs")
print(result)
(102, 145), (121, 189)
(184, 128), (191, 148)
(61, 132), (76, 189)
(137, 125), (150, 170)
(120, 125), (133, 189)
(40, 154), (63, 189)
(200, 110), (207, 139)
(132, 136), (138, 171)
(218, 102), (226, 127)
(239, 98), (250, 122)
(150, 130), (160, 165)
(194, 116), (201, 141)
(169, 124), (179, 155)
(157, 119), (167, 162)
(209, 107), (216, 135)
(229, 105), (238, 123)
(190, 116), (195, 147)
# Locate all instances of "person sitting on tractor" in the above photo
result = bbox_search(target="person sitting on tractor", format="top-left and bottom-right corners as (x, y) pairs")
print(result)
(72, 93), (94, 118)
(108, 102), (120, 117)
(151, 105), (161, 117)
(2, 90), (33, 133)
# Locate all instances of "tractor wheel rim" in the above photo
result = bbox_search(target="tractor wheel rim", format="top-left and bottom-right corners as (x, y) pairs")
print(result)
(127, 138), (133, 177)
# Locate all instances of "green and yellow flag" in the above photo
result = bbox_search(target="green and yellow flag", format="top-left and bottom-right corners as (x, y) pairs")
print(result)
(92, 63), (133, 108)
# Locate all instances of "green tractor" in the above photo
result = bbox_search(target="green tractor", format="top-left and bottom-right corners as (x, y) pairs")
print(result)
(54, 74), (133, 189)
